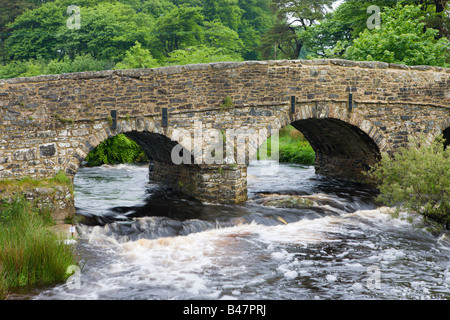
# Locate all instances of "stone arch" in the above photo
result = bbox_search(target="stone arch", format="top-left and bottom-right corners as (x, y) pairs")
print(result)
(291, 118), (381, 181)
(254, 103), (382, 182)
(67, 117), (196, 178)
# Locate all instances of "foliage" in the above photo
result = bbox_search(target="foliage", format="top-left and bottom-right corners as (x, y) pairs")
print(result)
(115, 42), (159, 69)
(220, 95), (234, 109)
(56, 2), (154, 62)
(258, 125), (315, 165)
(0, 54), (109, 79)
(202, 0), (244, 31)
(166, 45), (243, 65)
(118, 0), (176, 17)
(151, 5), (204, 57)
(260, 0), (334, 59)
(47, 54), (111, 74)
(368, 135), (450, 229)
(345, 4), (449, 66)
(0, 195), (78, 299)
(84, 134), (148, 167)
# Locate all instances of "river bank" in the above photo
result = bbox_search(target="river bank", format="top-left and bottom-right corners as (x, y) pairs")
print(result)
(0, 173), (79, 300)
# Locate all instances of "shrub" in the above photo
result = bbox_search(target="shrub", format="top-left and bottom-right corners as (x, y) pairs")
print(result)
(368, 135), (450, 229)
(84, 134), (148, 166)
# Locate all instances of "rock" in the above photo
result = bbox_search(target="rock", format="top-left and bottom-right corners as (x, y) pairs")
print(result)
(261, 195), (317, 208)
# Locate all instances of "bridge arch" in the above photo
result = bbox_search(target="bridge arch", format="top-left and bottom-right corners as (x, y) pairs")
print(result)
(252, 102), (383, 182)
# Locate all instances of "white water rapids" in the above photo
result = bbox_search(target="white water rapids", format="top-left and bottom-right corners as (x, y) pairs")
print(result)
(19, 162), (450, 300)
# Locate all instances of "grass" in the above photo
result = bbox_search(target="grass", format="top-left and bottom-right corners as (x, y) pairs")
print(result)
(0, 170), (72, 194)
(0, 195), (78, 300)
(257, 125), (315, 165)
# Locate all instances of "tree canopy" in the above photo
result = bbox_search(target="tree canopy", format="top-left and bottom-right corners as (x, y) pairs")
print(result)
(0, 0), (448, 79)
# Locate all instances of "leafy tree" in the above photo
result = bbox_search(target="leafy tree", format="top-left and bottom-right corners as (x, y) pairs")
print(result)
(260, 0), (334, 59)
(0, 0), (39, 64)
(368, 135), (450, 230)
(115, 42), (160, 69)
(118, 0), (176, 17)
(237, 0), (274, 59)
(56, 2), (153, 62)
(202, 0), (244, 31)
(202, 20), (244, 54)
(5, 1), (65, 61)
(345, 4), (449, 66)
(295, 11), (353, 58)
(151, 5), (204, 57)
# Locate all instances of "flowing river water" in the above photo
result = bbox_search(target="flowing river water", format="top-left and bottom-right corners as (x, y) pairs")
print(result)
(11, 162), (450, 300)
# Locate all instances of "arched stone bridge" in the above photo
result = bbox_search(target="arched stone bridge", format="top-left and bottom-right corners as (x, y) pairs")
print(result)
(1, 59), (449, 206)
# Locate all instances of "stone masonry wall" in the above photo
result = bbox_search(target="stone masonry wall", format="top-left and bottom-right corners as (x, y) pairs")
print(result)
(0, 59), (449, 204)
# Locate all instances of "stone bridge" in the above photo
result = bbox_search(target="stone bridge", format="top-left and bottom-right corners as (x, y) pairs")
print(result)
(0, 59), (449, 207)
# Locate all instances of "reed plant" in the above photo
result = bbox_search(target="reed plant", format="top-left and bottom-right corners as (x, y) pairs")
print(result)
(0, 196), (77, 299)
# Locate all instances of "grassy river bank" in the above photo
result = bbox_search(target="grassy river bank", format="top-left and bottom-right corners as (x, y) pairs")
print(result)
(0, 174), (79, 300)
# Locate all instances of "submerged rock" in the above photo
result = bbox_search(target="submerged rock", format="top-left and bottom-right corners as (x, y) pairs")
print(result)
(261, 195), (317, 208)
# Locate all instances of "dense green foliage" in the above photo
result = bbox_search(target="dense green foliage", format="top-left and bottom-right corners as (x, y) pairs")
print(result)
(368, 135), (450, 229)
(84, 134), (148, 166)
(261, 0), (449, 64)
(258, 125), (315, 165)
(0, 196), (78, 299)
(0, 0), (448, 79)
(346, 4), (449, 66)
(0, 0), (274, 78)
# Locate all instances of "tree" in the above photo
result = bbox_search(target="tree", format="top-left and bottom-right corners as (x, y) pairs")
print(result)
(151, 5), (204, 57)
(115, 42), (159, 69)
(237, 0), (275, 59)
(368, 135), (450, 230)
(56, 2), (153, 62)
(118, 0), (176, 17)
(416, 0), (449, 39)
(0, 0), (38, 65)
(345, 4), (449, 66)
(5, 1), (65, 61)
(260, 0), (334, 59)
(202, 20), (244, 54)
(202, 0), (244, 31)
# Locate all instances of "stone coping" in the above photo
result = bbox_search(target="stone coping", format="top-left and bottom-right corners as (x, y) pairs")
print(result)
(2, 59), (449, 84)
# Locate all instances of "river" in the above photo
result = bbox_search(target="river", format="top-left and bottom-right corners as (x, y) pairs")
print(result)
(12, 162), (450, 300)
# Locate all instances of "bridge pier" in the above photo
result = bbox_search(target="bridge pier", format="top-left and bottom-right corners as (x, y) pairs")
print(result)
(149, 161), (248, 204)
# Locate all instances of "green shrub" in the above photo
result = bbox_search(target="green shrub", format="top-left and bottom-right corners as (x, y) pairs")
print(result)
(84, 134), (148, 166)
(368, 135), (450, 229)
